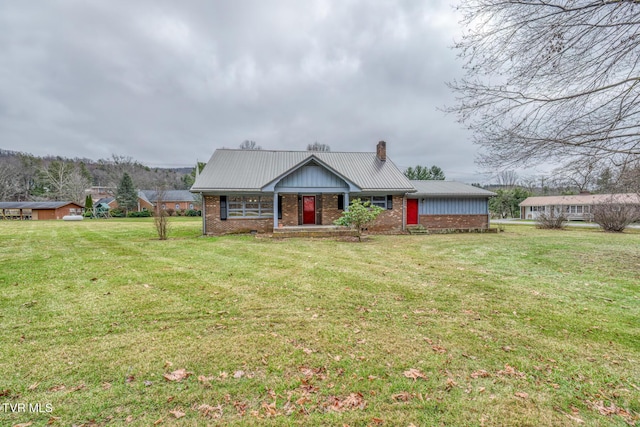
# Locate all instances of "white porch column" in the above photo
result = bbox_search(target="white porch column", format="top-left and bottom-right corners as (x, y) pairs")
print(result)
(344, 192), (349, 211)
(273, 191), (279, 229)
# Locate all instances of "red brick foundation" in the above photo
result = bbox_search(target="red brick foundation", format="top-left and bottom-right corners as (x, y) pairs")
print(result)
(418, 214), (489, 230)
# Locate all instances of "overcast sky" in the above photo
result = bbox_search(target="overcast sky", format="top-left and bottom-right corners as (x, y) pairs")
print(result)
(0, 0), (509, 183)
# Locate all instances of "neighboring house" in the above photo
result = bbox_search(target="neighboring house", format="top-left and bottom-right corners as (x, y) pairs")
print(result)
(407, 181), (495, 230)
(0, 201), (84, 220)
(96, 191), (201, 213)
(519, 193), (640, 221)
(141, 190), (201, 212)
(191, 142), (496, 235)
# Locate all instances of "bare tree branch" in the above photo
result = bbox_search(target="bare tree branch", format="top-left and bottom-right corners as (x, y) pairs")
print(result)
(448, 0), (640, 169)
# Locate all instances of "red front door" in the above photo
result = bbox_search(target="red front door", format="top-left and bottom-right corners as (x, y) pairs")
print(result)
(302, 196), (316, 224)
(407, 198), (418, 225)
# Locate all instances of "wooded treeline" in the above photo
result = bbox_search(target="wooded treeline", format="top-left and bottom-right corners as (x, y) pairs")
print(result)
(0, 149), (197, 203)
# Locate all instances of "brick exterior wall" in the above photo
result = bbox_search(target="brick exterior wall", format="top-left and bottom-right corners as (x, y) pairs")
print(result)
(321, 194), (342, 225)
(365, 195), (405, 234)
(203, 194), (406, 235)
(419, 214), (489, 230)
(280, 194), (299, 226)
(203, 195), (273, 235)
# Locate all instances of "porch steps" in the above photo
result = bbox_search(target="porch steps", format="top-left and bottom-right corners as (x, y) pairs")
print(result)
(272, 225), (358, 238)
(407, 225), (429, 235)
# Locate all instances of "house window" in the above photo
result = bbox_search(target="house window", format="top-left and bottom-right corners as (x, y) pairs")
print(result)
(359, 195), (390, 209)
(227, 196), (274, 218)
(189, 203), (194, 210)
(371, 196), (387, 208)
(175, 203), (180, 210)
(161, 204), (166, 209)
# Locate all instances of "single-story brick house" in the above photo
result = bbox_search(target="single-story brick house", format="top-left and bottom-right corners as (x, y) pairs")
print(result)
(520, 193), (640, 221)
(0, 201), (84, 220)
(191, 142), (495, 235)
(97, 190), (201, 213)
(142, 190), (201, 212)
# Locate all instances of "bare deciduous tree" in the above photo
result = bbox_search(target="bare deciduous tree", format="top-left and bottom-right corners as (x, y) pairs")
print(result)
(0, 158), (21, 200)
(153, 188), (169, 240)
(448, 1), (640, 170)
(239, 140), (262, 150)
(39, 161), (91, 203)
(307, 142), (331, 152)
(496, 170), (518, 189)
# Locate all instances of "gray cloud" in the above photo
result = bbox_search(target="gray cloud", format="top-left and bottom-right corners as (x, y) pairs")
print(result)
(0, 0), (490, 182)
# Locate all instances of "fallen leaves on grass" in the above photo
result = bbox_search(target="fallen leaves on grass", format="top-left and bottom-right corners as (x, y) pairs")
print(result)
(233, 370), (245, 379)
(169, 409), (185, 419)
(585, 400), (639, 424)
(323, 392), (366, 412)
(197, 404), (223, 419)
(392, 391), (413, 402)
(403, 368), (427, 381)
(12, 422), (32, 427)
(445, 377), (458, 390)
(497, 364), (526, 379)
(470, 370), (491, 379)
(514, 392), (529, 399)
(48, 384), (66, 392)
(69, 383), (86, 392)
(431, 345), (447, 354)
(163, 369), (192, 382)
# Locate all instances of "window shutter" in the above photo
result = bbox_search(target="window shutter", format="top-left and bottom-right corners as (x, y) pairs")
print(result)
(220, 195), (227, 220)
(387, 195), (393, 210)
(278, 195), (283, 220)
(338, 195), (344, 210)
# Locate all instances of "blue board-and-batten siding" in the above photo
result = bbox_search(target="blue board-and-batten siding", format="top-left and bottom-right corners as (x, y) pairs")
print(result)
(275, 165), (348, 191)
(419, 198), (488, 215)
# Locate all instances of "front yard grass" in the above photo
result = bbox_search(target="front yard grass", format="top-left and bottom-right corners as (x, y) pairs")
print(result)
(0, 218), (638, 426)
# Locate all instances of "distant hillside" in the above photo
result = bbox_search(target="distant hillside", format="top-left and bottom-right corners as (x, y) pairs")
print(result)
(0, 149), (199, 203)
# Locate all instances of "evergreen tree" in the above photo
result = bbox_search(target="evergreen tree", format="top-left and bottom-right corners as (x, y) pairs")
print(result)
(404, 165), (445, 180)
(116, 173), (138, 215)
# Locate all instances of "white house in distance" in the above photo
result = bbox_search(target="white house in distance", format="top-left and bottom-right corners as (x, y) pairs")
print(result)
(519, 193), (640, 221)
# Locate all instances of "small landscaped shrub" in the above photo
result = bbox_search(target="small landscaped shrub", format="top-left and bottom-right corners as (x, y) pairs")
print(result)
(535, 210), (567, 229)
(185, 209), (201, 217)
(175, 209), (183, 216)
(334, 198), (384, 241)
(593, 203), (640, 232)
(127, 210), (152, 218)
(166, 208), (175, 217)
(110, 208), (125, 218)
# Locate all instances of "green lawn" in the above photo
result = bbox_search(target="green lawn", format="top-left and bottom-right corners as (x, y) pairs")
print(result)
(0, 218), (638, 426)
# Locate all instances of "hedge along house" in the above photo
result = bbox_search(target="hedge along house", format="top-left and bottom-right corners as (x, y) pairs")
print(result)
(406, 181), (495, 230)
(191, 142), (416, 235)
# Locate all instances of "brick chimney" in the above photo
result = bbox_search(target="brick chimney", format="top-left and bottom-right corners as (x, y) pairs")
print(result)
(376, 140), (386, 162)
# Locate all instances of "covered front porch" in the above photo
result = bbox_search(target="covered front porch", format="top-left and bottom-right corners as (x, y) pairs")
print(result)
(270, 192), (351, 230)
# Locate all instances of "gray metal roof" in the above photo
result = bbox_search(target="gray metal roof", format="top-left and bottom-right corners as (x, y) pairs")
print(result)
(408, 181), (496, 197)
(191, 149), (415, 193)
(142, 190), (198, 203)
(0, 201), (83, 209)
